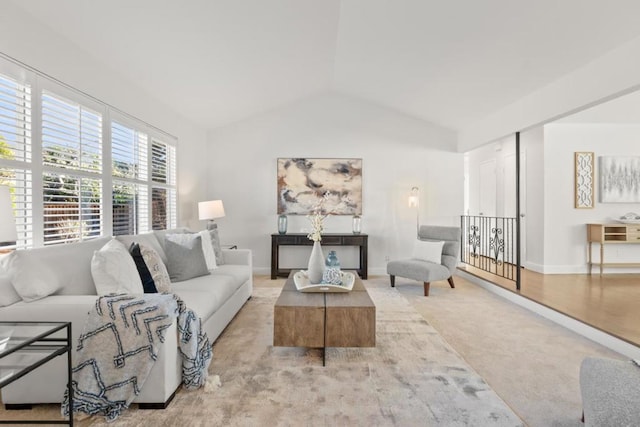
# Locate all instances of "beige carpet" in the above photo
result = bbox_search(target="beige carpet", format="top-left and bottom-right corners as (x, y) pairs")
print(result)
(0, 275), (626, 426)
(383, 274), (625, 427)
(0, 281), (523, 426)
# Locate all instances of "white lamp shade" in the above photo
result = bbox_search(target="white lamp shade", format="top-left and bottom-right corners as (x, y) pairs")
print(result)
(198, 200), (225, 220)
(0, 186), (18, 243)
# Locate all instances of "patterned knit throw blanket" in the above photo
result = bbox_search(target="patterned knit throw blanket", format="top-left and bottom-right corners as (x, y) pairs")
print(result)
(61, 294), (212, 422)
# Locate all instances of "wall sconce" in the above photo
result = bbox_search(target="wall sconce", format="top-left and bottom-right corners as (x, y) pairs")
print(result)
(198, 200), (225, 231)
(408, 187), (419, 235)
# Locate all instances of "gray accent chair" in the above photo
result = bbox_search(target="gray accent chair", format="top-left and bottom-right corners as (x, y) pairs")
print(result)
(387, 225), (461, 296)
(580, 357), (640, 425)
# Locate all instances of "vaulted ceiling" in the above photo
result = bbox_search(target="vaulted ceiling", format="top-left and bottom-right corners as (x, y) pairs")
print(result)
(10, 0), (640, 132)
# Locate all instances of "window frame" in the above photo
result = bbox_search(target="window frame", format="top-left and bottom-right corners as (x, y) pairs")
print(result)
(0, 55), (179, 248)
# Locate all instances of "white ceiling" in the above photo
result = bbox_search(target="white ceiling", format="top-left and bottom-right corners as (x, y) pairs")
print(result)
(10, 0), (640, 132)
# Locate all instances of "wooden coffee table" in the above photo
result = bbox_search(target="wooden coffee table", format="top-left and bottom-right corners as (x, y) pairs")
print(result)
(273, 271), (376, 365)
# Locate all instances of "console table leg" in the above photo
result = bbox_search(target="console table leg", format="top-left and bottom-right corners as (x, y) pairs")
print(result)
(599, 244), (604, 276)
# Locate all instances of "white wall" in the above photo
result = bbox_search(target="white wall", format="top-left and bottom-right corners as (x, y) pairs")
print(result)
(458, 34), (640, 152)
(543, 123), (640, 273)
(207, 93), (463, 275)
(0, 2), (209, 229)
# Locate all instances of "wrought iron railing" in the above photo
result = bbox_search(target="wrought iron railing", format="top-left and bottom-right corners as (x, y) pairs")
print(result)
(460, 215), (518, 281)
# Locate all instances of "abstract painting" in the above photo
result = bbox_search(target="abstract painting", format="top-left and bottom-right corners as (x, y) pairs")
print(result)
(277, 158), (362, 215)
(574, 152), (594, 208)
(599, 156), (640, 203)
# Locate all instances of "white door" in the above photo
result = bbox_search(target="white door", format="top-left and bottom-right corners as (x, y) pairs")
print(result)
(479, 159), (497, 217)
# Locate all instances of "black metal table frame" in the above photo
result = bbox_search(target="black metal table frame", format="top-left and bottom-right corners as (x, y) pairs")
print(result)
(0, 321), (73, 426)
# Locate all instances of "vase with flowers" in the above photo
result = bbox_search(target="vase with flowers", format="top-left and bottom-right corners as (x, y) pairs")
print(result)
(306, 193), (331, 284)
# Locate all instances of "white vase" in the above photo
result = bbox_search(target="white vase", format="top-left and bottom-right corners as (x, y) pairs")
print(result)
(307, 241), (325, 284)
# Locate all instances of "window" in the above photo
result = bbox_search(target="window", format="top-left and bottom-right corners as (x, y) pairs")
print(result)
(110, 121), (177, 235)
(0, 72), (33, 248)
(41, 91), (103, 244)
(0, 55), (178, 249)
(151, 138), (177, 230)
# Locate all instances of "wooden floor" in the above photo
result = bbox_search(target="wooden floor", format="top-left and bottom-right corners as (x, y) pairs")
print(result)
(458, 265), (640, 347)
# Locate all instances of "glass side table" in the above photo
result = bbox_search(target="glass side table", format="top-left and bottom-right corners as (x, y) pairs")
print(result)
(0, 321), (73, 426)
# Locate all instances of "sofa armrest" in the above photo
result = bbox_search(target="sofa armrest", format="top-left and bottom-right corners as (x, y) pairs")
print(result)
(222, 249), (251, 266)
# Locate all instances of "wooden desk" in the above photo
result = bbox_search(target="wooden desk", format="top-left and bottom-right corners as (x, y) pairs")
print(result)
(587, 223), (640, 275)
(271, 233), (368, 279)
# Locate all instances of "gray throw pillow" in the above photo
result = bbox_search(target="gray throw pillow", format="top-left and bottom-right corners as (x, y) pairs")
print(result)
(208, 229), (224, 265)
(164, 236), (210, 282)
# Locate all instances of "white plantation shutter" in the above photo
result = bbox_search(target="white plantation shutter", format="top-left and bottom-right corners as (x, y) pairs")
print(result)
(0, 74), (31, 163)
(151, 139), (177, 230)
(41, 88), (103, 244)
(112, 121), (148, 180)
(42, 172), (102, 245)
(0, 167), (33, 248)
(112, 181), (148, 236)
(42, 91), (102, 173)
(0, 72), (33, 249)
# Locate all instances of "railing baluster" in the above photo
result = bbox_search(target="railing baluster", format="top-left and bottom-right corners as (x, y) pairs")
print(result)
(460, 215), (516, 283)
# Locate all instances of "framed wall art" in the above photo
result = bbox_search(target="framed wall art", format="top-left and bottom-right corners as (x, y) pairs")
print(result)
(574, 152), (594, 209)
(599, 156), (640, 203)
(277, 158), (362, 215)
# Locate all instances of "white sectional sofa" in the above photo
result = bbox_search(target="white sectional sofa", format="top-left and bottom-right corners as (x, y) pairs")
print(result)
(0, 229), (252, 408)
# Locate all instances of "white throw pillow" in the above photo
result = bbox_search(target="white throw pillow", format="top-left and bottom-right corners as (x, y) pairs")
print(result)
(412, 240), (445, 264)
(91, 239), (144, 295)
(3, 251), (61, 302)
(0, 273), (21, 307)
(198, 230), (217, 270)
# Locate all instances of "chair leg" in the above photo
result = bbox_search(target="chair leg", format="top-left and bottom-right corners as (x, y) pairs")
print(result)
(447, 277), (455, 289)
(423, 282), (430, 296)
(390, 275), (395, 287)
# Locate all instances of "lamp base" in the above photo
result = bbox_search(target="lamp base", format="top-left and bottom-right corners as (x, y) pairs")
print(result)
(206, 220), (218, 231)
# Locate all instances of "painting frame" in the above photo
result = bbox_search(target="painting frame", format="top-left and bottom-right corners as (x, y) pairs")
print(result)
(574, 152), (594, 209)
(599, 156), (640, 203)
(277, 158), (363, 215)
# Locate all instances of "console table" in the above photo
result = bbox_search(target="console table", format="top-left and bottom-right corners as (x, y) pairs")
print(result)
(271, 233), (368, 279)
(587, 223), (640, 275)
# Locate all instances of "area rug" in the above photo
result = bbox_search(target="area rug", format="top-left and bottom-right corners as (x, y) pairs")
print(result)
(0, 284), (523, 426)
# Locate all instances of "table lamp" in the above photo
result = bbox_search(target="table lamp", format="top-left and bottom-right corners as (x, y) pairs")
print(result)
(198, 200), (225, 231)
(0, 185), (17, 251)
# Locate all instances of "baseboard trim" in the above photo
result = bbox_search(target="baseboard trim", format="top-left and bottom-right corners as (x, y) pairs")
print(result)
(137, 387), (179, 410)
(457, 270), (640, 360)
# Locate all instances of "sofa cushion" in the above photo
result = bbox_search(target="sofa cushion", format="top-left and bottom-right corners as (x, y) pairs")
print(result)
(198, 230), (217, 270)
(153, 228), (190, 256)
(3, 237), (110, 296)
(140, 244), (171, 293)
(171, 274), (242, 321)
(164, 236), (209, 282)
(0, 295), (99, 337)
(117, 232), (167, 265)
(91, 239), (144, 295)
(209, 265), (251, 285)
(0, 272), (20, 307)
(3, 250), (61, 302)
(129, 243), (158, 293)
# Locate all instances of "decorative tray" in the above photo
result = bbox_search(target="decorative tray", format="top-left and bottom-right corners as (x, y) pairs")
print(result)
(293, 271), (355, 293)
